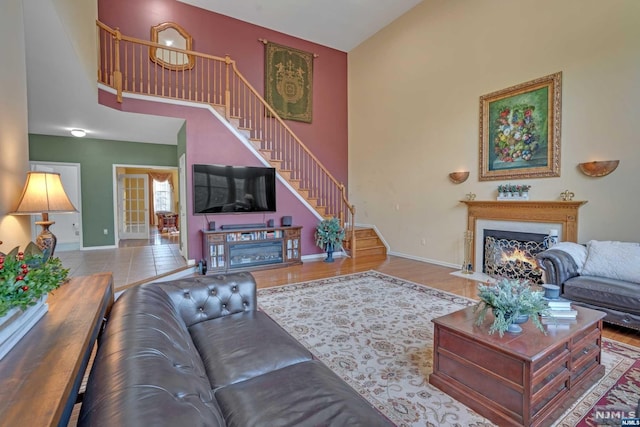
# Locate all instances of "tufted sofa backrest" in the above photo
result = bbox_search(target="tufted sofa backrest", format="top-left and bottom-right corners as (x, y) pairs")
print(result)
(156, 272), (257, 327)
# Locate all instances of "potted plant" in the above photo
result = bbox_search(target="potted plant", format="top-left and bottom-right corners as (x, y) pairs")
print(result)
(474, 278), (549, 337)
(0, 242), (69, 317)
(314, 217), (345, 262)
(0, 242), (69, 359)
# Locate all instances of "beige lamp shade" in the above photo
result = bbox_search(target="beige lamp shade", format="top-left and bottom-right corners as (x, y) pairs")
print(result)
(10, 172), (77, 256)
(11, 172), (77, 215)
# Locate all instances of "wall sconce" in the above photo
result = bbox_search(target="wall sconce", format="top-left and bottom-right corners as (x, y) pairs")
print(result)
(448, 171), (469, 184)
(578, 160), (619, 177)
(10, 172), (78, 256)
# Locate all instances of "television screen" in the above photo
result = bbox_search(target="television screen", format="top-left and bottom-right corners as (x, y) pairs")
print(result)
(193, 164), (276, 214)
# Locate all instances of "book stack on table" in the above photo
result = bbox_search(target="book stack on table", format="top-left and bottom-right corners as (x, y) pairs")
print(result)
(541, 297), (577, 327)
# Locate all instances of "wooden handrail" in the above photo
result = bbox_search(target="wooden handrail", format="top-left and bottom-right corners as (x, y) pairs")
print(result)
(96, 21), (356, 256)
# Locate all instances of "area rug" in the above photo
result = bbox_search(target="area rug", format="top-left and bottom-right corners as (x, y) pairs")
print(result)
(257, 270), (640, 427)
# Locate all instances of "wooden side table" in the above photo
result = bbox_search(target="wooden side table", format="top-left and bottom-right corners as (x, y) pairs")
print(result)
(0, 273), (113, 427)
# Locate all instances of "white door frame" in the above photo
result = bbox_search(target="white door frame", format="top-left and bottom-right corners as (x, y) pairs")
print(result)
(179, 154), (188, 259)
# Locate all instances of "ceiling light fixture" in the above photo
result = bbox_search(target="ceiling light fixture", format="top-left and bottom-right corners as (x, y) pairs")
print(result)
(70, 129), (86, 137)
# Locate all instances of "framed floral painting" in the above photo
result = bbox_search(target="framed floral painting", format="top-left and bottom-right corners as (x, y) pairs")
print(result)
(479, 72), (562, 181)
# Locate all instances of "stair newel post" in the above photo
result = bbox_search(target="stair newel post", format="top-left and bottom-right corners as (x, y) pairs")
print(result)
(113, 28), (123, 103)
(224, 55), (232, 120)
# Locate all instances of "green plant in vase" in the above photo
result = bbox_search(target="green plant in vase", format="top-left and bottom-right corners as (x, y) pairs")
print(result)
(474, 278), (549, 337)
(0, 242), (69, 317)
(314, 217), (345, 263)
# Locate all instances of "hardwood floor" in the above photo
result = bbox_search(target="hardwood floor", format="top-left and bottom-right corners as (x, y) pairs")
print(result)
(251, 254), (640, 347)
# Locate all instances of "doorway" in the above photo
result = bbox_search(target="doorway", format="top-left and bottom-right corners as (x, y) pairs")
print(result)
(117, 173), (149, 239)
(113, 165), (180, 245)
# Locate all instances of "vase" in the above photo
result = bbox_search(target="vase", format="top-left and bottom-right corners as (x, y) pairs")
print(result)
(507, 314), (529, 334)
(324, 243), (335, 263)
(0, 296), (48, 360)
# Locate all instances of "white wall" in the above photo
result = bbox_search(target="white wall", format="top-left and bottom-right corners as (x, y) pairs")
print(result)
(0, 0), (31, 250)
(348, 0), (640, 267)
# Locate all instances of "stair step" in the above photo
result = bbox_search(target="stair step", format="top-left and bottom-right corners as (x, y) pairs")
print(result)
(354, 228), (379, 238)
(217, 105), (348, 223)
(354, 236), (382, 249)
(213, 105), (226, 116)
(355, 246), (387, 257)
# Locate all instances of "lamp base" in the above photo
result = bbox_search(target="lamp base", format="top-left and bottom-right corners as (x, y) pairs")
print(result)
(34, 220), (57, 257)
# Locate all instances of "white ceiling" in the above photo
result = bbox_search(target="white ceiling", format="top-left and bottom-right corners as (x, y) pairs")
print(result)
(178, 0), (423, 52)
(23, 0), (422, 145)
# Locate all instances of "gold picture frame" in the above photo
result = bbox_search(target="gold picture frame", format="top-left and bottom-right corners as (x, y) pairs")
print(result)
(479, 72), (562, 181)
(150, 22), (195, 70)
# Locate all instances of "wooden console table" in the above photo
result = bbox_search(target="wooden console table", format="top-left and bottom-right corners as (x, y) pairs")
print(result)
(0, 273), (114, 427)
(430, 305), (605, 426)
(202, 226), (302, 273)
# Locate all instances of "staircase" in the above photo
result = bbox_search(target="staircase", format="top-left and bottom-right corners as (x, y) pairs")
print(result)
(96, 21), (389, 259)
(343, 227), (387, 258)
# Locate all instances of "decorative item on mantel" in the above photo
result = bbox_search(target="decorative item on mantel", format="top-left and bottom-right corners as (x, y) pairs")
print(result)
(474, 278), (549, 337)
(560, 190), (575, 201)
(497, 183), (531, 200)
(465, 192), (476, 201)
(0, 242), (69, 360)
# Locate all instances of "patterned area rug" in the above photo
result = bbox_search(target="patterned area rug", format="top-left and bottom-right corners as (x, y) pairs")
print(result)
(257, 271), (640, 427)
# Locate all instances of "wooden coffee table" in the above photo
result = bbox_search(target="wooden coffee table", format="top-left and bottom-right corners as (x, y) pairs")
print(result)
(429, 305), (606, 427)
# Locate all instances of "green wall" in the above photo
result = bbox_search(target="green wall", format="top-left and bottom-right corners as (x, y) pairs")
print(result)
(29, 134), (178, 247)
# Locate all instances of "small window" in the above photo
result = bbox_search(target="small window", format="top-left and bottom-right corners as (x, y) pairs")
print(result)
(153, 179), (173, 212)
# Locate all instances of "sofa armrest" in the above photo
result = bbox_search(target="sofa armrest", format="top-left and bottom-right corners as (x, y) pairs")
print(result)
(156, 272), (257, 327)
(536, 249), (580, 286)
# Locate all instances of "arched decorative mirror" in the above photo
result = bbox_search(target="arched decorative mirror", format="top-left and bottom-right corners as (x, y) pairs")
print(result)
(150, 22), (195, 70)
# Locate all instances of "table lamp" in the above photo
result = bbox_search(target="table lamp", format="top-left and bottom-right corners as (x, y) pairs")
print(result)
(11, 172), (78, 256)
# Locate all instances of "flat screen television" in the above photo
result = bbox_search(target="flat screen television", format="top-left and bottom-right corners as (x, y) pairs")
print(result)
(193, 164), (277, 214)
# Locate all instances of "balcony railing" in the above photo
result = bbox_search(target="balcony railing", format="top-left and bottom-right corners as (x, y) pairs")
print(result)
(96, 21), (356, 255)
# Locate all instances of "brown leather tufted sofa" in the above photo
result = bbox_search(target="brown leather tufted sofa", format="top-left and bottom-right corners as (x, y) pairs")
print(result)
(78, 272), (393, 427)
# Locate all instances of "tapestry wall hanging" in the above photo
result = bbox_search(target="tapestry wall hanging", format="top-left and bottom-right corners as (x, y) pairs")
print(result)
(479, 72), (562, 181)
(264, 41), (313, 123)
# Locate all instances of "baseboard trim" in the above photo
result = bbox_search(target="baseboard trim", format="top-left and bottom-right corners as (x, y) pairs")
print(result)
(387, 251), (459, 270)
(81, 245), (118, 251)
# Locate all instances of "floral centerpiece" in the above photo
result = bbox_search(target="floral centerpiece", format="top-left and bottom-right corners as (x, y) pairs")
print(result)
(497, 183), (531, 200)
(474, 278), (549, 337)
(314, 217), (345, 263)
(0, 242), (69, 317)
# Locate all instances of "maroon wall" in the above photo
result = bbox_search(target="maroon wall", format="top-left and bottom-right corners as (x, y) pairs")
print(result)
(99, 0), (348, 183)
(98, 0), (348, 261)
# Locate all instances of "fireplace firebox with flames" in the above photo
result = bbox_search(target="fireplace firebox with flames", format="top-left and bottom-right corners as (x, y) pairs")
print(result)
(483, 230), (548, 284)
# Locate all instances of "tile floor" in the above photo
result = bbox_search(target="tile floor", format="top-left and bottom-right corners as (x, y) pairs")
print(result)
(56, 229), (188, 292)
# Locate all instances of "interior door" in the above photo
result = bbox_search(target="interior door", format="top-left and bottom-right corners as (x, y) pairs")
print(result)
(118, 174), (149, 239)
(179, 154), (188, 259)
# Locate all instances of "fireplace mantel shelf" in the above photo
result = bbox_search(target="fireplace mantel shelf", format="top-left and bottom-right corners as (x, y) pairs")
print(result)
(461, 200), (587, 209)
(461, 200), (588, 271)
